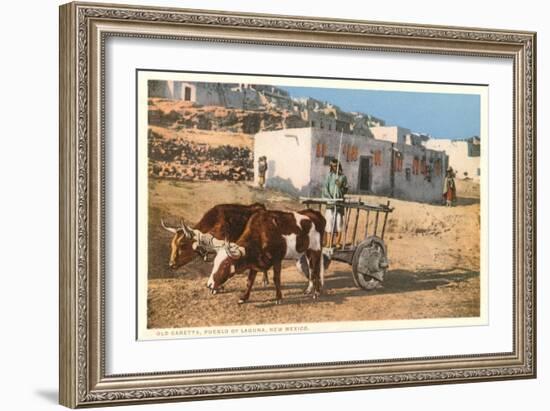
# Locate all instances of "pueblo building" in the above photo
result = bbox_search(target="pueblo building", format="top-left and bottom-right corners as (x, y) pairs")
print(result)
(424, 137), (481, 181)
(254, 127), (449, 203)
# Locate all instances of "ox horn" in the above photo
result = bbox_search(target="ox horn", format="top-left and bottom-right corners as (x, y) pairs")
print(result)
(179, 219), (196, 239)
(160, 219), (177, 234)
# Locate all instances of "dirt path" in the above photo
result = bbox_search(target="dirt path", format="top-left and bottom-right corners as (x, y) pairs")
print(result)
(148, 263), (479, 329)
(147, 179), (481, 329)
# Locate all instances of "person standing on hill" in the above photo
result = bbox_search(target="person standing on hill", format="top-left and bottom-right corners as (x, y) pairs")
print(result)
(443, 166), (457, 206)
(257, 156), (268, 189)
(323, 158), (348, 247)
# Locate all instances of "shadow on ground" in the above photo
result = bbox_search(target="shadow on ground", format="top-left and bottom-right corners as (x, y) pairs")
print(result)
(35, 389), (58, 404)
(455, 196), (480, 206)
(253, 267), (479, 308)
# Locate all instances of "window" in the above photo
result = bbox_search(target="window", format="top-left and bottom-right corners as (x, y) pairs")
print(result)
(373, 150), (383, 166)
(434, 159), (442, 176)
(316, 142), (328, 158)
(344, 144), (358, 162)
(424, 164), (432, 182)
(468, 142), (481, 157)
(412, 157), (420, 175)
(393, 151), (403, 172)
(316, 142), (323, 158)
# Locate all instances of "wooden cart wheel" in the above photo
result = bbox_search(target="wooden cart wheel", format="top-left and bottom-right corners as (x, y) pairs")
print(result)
(351, 236), (388, 291)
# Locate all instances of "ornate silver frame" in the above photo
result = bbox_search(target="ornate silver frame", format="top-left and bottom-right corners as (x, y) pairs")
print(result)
(59, 1), (537, 408)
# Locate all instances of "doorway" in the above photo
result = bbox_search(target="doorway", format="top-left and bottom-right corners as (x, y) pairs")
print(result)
(358, 156), (371, 192)
(184, 86), (192, 101)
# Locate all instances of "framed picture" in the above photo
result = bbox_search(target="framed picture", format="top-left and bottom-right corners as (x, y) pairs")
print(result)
(59, 2), (537, 408)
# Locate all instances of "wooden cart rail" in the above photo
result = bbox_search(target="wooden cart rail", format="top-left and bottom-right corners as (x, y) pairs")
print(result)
(300, 197), (394, 213)
(300, 197), (394, 248)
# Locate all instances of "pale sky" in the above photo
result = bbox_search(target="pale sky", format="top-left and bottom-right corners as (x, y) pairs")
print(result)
(282, 86), (481, 140)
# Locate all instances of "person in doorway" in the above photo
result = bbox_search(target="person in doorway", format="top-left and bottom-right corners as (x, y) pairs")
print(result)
(443, 166), (457, 206)
(257, 156), (268, 189)
(322, 158), (348, 247)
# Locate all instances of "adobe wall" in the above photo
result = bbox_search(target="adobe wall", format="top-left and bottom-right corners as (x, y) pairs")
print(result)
(253, 128), (313, 195)
(254, 128), (447, 203)
(392, 143), (447, 203)
(307, 130), (393, 197)
(425, 139), (480, 181)
(370, 126), (411, 145)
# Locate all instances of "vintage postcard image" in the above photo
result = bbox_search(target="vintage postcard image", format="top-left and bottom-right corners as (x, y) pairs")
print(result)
(136, 71), (488, 340)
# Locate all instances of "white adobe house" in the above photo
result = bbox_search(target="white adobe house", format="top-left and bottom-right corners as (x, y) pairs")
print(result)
(369, 126), (411, 144)
(424, 137), (480, 181)
(148, 80), (264, 109)
(254, 128), (448, 203)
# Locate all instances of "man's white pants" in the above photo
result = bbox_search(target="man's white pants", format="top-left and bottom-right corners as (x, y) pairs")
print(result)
(324, 208), (343, 233)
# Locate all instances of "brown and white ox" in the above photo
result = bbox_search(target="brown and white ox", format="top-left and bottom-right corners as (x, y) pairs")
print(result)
(192, 209), (326, 304)
(161, 203), (269, 286)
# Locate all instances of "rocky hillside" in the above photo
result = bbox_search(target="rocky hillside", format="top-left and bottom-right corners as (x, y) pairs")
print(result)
(147, 98), (314, 182)
(148, 129), (253, 181)
(148, 98), (308, 134)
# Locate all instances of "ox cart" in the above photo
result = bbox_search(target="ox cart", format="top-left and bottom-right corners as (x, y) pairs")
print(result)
(300, 197), (394, 291)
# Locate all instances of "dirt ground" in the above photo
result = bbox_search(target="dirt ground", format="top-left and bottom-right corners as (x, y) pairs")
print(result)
(147, 178), (480, 329)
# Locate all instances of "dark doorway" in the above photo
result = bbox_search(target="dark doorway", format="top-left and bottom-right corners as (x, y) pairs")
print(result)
(359, 156), (371, 191)
(184, 86), (192, 101)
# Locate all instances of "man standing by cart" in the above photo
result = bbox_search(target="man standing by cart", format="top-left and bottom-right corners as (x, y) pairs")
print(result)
(323, 158), (348, 248)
